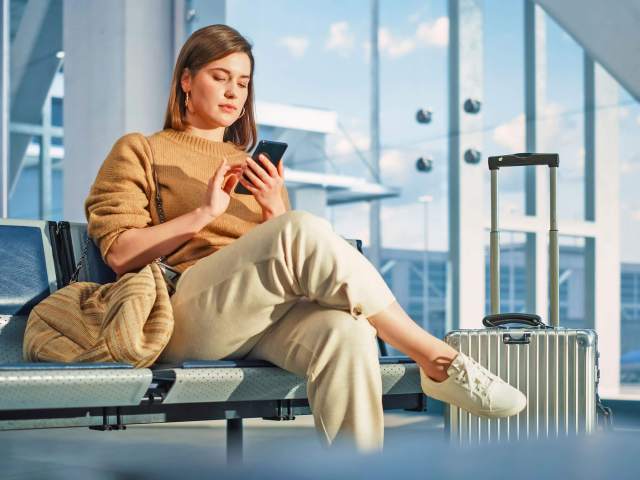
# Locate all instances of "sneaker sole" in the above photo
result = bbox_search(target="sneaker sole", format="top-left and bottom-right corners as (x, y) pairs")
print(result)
(466, 395), (527, 419)
(474, 403), (526, 419)
(425, 390), (527, 419)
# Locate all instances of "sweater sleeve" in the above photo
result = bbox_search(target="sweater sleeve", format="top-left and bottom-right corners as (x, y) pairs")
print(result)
(84, 133), (154, 263)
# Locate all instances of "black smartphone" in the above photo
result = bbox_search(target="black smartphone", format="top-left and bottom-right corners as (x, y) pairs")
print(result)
(234, 140), (288, 195)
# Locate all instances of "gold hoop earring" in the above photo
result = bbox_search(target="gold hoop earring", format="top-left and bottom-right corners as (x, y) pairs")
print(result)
(184, 91), (190, 109)
(238, 107), (246, 118)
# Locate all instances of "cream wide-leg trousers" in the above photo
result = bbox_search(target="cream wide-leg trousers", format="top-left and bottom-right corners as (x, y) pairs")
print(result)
(159, 210), (397, 452)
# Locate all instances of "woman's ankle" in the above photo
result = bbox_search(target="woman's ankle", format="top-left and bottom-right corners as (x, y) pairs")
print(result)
(419, 352), (459, 383)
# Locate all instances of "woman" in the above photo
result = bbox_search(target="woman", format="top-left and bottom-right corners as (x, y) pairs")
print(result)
(85, 24), (526, 453)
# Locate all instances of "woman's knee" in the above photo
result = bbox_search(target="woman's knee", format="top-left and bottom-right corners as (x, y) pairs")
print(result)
(319, 310), (379, 359)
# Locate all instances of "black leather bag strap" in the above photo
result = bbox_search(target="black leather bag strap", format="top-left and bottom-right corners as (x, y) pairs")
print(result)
(149, 139), (167, 226)
(69, 234), (90, 284)
(147, 138), (181, 294)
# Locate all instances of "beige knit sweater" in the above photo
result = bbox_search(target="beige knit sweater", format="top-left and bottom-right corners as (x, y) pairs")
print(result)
(84, 129), (291, 274)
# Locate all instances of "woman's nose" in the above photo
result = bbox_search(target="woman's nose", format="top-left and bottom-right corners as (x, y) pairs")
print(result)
(225, 85), (238, 98)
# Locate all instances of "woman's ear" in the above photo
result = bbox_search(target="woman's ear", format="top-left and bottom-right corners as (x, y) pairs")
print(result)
(180, 68), (191, 93)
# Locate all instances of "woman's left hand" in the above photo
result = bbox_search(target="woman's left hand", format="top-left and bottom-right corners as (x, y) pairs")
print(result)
(239, 154), (287, 221)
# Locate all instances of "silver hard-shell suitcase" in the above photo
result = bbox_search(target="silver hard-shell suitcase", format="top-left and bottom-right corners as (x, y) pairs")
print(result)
(444, 153), (608, 444)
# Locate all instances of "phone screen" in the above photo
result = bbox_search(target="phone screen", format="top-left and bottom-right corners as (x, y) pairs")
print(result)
(234, 140), (288, 195)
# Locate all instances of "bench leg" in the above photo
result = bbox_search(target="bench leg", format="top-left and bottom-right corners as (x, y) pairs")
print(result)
(226, 418), (243, 464)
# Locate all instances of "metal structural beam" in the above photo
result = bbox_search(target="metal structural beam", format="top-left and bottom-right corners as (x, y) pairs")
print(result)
(0, 0), (8, 218)
(585, 59), (621, 394)
(63, 0), (177, 221)
(368, 0), (381, 270)
(38, 93), (52, 219)
(9, 0), (62, 196)
(448, 0), (485, 329)
(524, 1), (549, 321)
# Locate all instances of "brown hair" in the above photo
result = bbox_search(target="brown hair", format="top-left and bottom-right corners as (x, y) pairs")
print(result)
(164, 25), (257, 151)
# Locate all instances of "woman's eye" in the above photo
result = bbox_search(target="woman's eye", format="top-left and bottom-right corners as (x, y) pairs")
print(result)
(214, 76), (226, 82)
(239, 84), (248, 89)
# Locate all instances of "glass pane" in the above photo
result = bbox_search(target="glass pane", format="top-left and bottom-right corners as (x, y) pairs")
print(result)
(544, 13), (585, 220)
(484, 231), (528, 316)
(228, 0), (370, 176)
(229, 1), (450, 346)
(619, 86), (640, 384)
(7, 1), (64, 221)
(9, 77), (64, 220)
(557, 235), (587, 329)
(376, 0), (449, 342)
(483, 0), (526, 219)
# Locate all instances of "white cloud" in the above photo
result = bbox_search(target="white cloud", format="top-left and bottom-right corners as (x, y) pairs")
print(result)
(618, 106), (630, 119)
(325, 21), (355, 56)
(277, 36), (309, 58)
(378, 27), (416, 58)
(636, 114), (640, 126)
(380, 149), (412, 185)
(492, 103), (577, 153)
(621, 154), (640, 174)
(361, 17), (448, 61)
(492, 113), (525, 152)
(415, 17), (449, 47)
(326, 131), (370, 157)
(540, 103), (582, 152)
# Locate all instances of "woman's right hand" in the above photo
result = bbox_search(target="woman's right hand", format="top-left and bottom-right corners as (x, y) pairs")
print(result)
(199, 159), (244, 219)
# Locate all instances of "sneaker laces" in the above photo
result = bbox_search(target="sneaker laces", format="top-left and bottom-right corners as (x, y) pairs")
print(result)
(449, 355), (497, 406)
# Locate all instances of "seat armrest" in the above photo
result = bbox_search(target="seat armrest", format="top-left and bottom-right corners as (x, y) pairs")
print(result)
(342, 238), (363, 254)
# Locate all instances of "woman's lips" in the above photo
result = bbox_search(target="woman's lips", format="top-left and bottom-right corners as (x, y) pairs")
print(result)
(220, 105), (237, 113)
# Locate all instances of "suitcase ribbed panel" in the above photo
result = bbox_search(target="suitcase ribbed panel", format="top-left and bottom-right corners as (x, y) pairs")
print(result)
(445, 328), (597, 444)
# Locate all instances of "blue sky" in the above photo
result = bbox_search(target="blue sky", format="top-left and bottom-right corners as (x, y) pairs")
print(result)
(227, 0), (640, 261)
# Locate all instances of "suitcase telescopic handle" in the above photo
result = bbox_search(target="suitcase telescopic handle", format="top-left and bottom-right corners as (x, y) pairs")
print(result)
(482, 313), (550, 329)
(488, 153), (559, 170)
(488, 153), (560, 328)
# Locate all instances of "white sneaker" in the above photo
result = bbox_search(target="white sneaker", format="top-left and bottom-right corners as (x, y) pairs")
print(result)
(420, 352), (527, 418)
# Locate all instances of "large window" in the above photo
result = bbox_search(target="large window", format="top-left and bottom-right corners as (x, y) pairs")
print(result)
(229, 0), (373, 243)
(229, 0), (451, 338)
(484, 231), (527, 316)
(483, 0), (526, 218)
(557, 236), (587, 330)
(6, 0), (64, 221)
(545, 12), (585, 221)
(619, 86), (640, 384)
(2, 0), (635, 397)
(376, 0), (449, 338)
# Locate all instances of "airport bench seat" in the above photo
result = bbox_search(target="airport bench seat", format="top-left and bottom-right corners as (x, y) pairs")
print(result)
(0, 218), (424, 460)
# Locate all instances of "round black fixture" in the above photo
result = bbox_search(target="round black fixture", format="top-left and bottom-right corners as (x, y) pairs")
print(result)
(464, 149), (481, 164)
(416, 156), (434, 172)
(416, 108), (433, 124)
(463, 99), (482, 114)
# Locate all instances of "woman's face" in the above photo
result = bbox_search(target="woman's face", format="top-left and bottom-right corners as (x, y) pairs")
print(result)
(181, 52), (251, 129)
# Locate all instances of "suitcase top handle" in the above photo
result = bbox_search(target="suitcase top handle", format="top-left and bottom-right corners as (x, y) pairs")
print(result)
(482, 313), (552, 329)
(488, 153), (559, 171)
